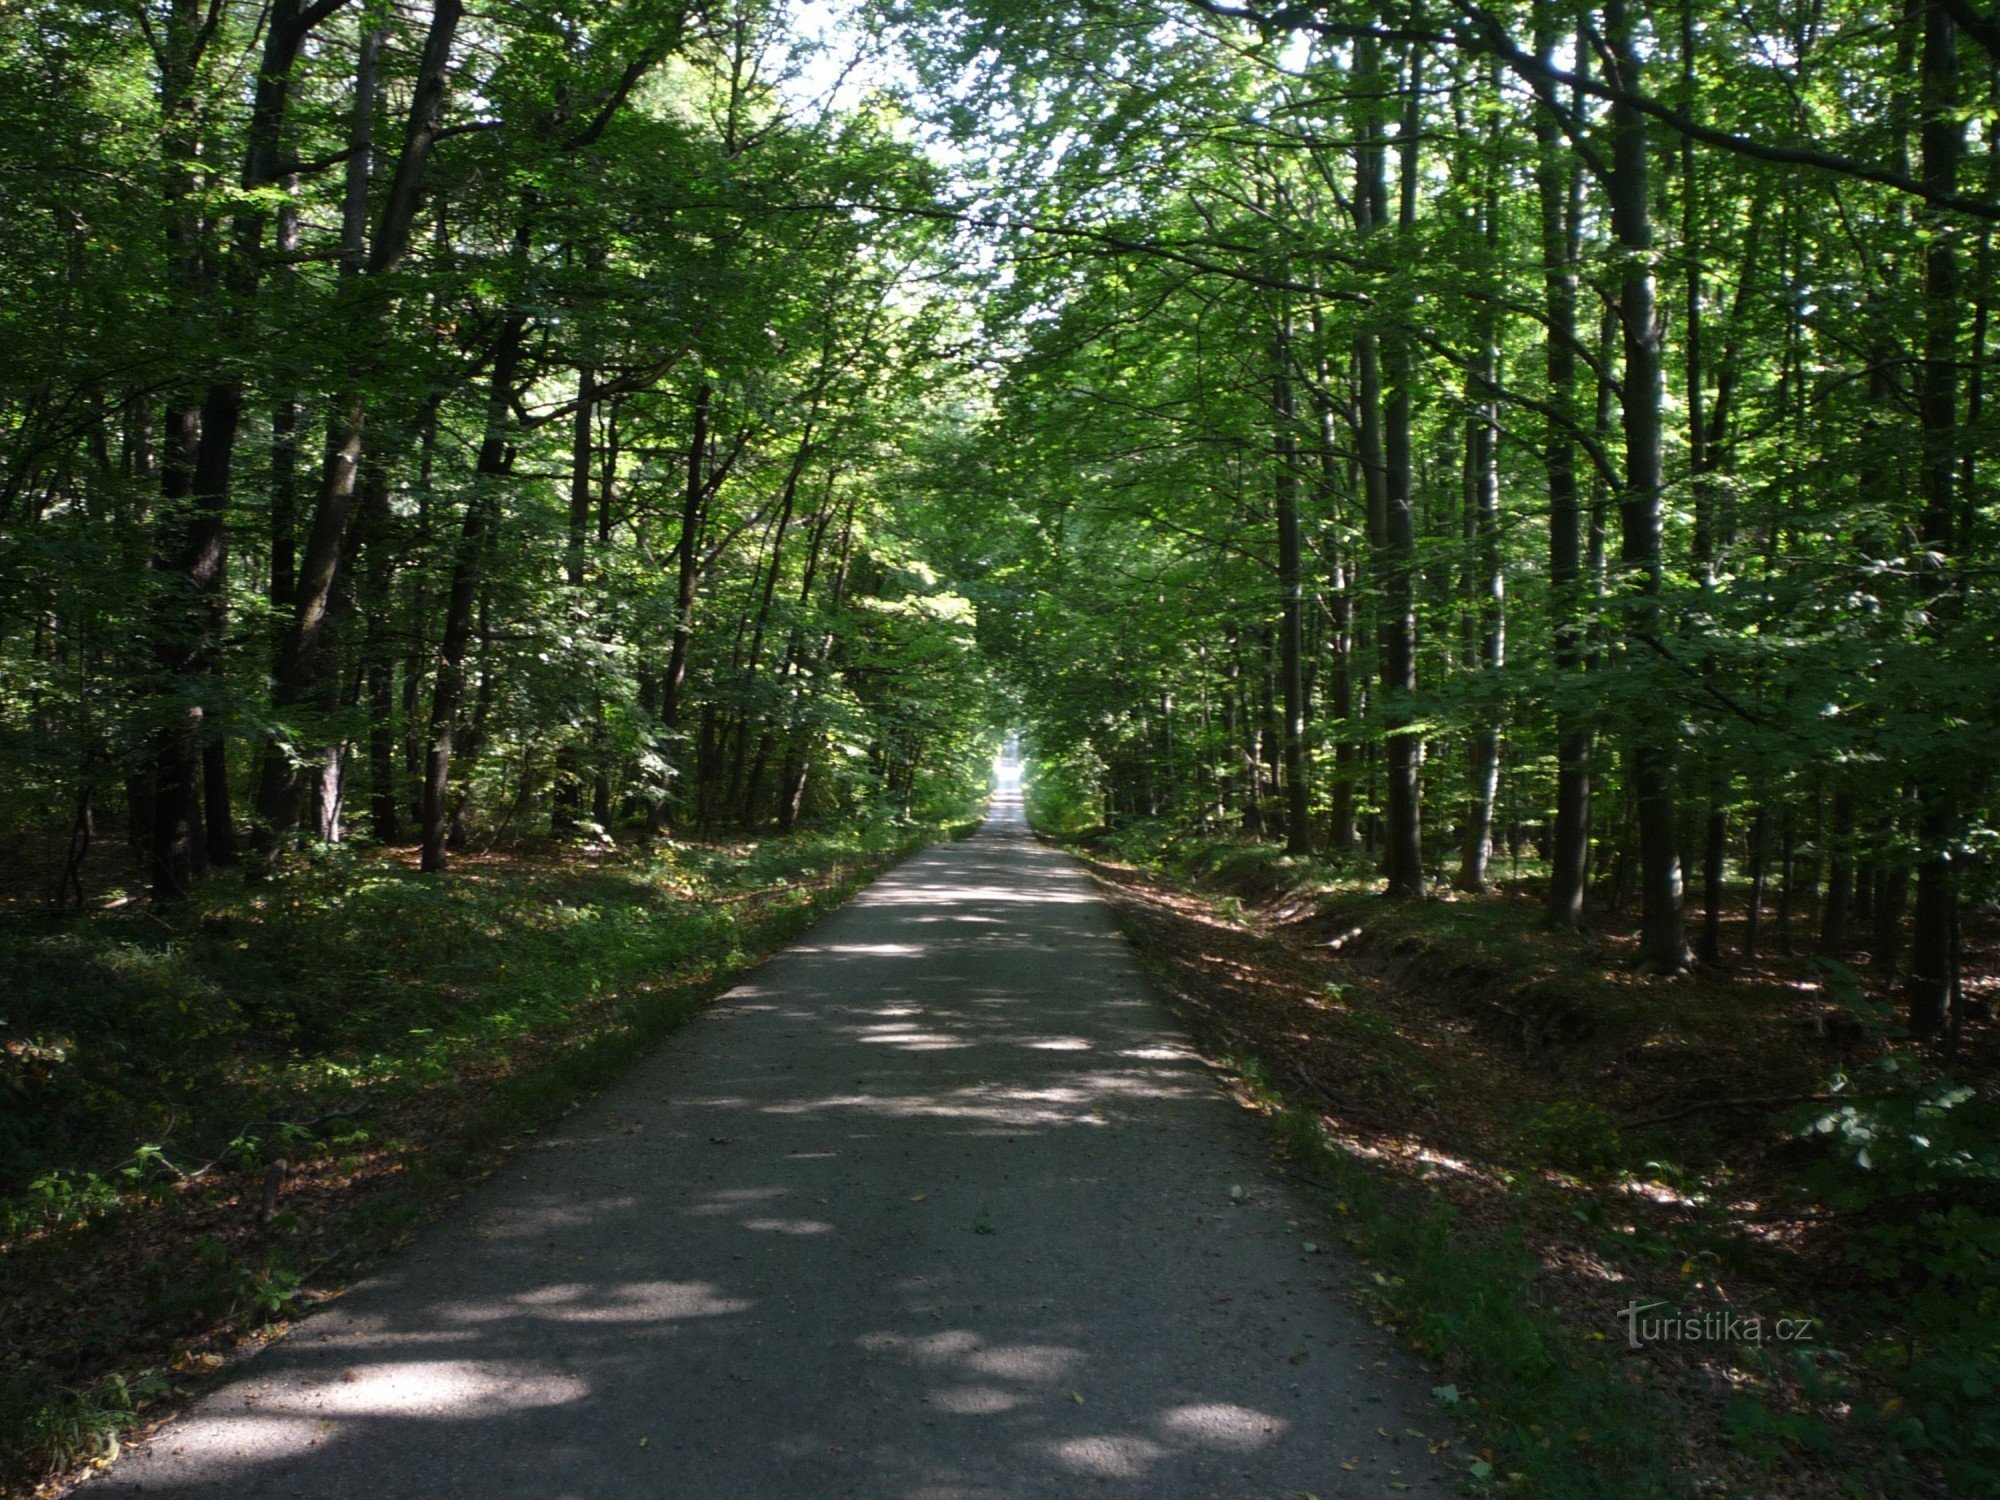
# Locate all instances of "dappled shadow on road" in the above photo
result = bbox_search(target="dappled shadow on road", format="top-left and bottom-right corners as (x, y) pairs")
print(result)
(93, 796), (1444, 1499)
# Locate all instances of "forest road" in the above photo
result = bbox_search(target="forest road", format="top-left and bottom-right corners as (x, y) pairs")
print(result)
(88, 796), (1455, 1499)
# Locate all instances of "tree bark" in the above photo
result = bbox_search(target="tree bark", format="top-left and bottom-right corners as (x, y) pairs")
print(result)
(1456, 136), (1504, 893)
(778, 499), (858, 830)
(1536, 13), (1591, 928)
(420, 313), (526, 871)
(650, 381), (713, 833)
(357, 464), (400, 842)
(1272, 310), (1314, 855)
(552, 363), (596, 834)
(258, 3), (459, 837)
(1352, 35), (1423, 897)
(1906, 0), (1963, 1037)
(1607, 0), (1687, 970)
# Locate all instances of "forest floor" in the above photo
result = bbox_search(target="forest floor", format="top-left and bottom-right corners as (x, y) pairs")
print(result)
(0, 818), (969, 1498)
(1061, 825), (1998, 1500)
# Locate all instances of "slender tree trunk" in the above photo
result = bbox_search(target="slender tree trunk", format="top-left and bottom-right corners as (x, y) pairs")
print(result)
(766, 472), (841, 828)
(1309, 376), (1357, 852)
(778, 501), (857, 830)
(1743, 805), (1770, 958)
(1907, 0), (1963, 1036)
(420, 313), (525, 872)
(727, 427), (810, 822)
(1272, 311), (1313, 855)
(651, 381), (712, 835)
(1607, 0), (1686, 970)
(257, 3), (459, 837)
(1819, 791), (1856, 954)
(1456, 148), (1504, 893)
(553, 363), (596, 834)
(1699, 804), (1727, 963)
(1537, 22), (1590, 927)
(1874, 833), (1911, 976)
(1357, 36), (1423, 898)
(356, 463), (400, 842)
(146, 0), (214, 899)
(591, 407), (618, 828)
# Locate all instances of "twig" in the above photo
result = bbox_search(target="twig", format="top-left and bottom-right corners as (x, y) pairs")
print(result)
(688, 870), (846, 905)
(1290, 1062), (1396, 1130)
(174, 1101), (374, 1182)
(1623, 1093), (1854, 1130)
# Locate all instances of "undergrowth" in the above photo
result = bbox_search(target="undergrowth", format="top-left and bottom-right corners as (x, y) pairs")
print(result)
(1238, 1062), (1676, 1498)
(0, 814), (966, 1491)
(1076, 814), (1999, 1498)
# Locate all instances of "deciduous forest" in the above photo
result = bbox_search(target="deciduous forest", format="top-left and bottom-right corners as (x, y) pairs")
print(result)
(2, 0), (1996, 1493)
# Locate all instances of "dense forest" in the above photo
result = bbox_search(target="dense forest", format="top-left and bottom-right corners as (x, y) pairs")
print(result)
(2, 0), (998, 901)
(9, 0), (1994, 1005)
(922, 0), (2000, 1022)
(3, 0), (1998, 1492)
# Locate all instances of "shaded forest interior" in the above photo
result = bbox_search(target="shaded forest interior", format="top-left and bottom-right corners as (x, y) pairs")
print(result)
(3, 0), (1999, 1494)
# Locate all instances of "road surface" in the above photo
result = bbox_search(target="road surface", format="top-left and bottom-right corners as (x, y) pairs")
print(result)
(90, 795), (1453, 1498)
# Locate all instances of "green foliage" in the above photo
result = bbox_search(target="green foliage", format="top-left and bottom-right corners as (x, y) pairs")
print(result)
(0, 820), (943, 1211)
(1521, 1101), (1629, 1175)
(0, 0), (998, 904)
(0, 1367), (168, 1482)
(1799, 1073), (2000, 1490)
(1022, 743), (1107, 835)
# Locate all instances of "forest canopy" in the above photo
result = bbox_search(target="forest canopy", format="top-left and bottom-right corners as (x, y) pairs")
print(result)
(1, 0), (1995, 1014)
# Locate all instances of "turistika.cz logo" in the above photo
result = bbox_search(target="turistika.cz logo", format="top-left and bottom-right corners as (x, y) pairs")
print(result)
(1616, 1301), (1816, 1350)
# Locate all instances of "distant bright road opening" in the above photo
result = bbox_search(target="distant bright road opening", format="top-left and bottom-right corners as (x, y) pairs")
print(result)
(994, 731), (1023, 798)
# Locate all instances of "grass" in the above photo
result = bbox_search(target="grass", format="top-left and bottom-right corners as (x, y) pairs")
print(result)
(0, 813), (972, 1494)
(1243, 1069), (1675, 1498)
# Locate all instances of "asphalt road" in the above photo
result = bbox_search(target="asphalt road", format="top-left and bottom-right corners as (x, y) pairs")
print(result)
(88, 795), (1453, 1499)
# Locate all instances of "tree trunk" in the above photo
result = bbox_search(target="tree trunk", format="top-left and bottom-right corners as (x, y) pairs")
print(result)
(1906, 0), (1963, 1037)
(1819, 791), (1855, 954)
(1607, 0), (1686, 970)
(1272, 312), (1313, 855)
(553, 363), (596, 835)
(146, 0), (218, 899)
(1743, 804), (1770, 958)
(420, 314), (525, 871)
(727, 427), (811, 823)
(778, 501), (857, 830)
(357, 464), (400, 842)
(1310, 378), (1357, 852)
(1356, 36), (1424, 898)
(257, 3), (459, 838)
(1537, 16), (1590, 928)
(1456, 147), (1504, 893)
(651, 382), (712, 833)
